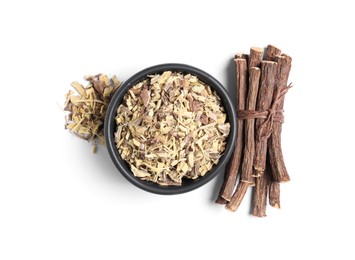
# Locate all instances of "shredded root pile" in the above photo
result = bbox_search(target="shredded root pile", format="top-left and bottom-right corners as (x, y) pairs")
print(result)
(65, 74), (121, 152)
(115, 71), (230, 186)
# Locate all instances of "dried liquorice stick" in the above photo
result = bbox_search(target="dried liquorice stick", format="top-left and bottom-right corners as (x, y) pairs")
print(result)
(269, 180), (281, 208)
(220, 47), (263, 206)
(215, 196), (229, 205)
(263, 46), (292, 207)
(265, 154), (281, 209)
(225, 67), (260, 212)
(241, 67), (261, 185)
(267, 54), (292, 182)
(249, 47), (263, 68)
(218, 44), (292, 216)
(216, 58), (248, 203)
(253, 61), (277, 176)
(252, 163), (269, 217)
(235, 53), (249, 63)
(265, 44), (282, 61)
(225, 182), (249, 212)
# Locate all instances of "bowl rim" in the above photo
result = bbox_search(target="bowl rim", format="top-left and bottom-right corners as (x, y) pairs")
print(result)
(104, 63), (237, 195)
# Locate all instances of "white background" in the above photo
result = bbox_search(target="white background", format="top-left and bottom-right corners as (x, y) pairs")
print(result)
(1, 0), (354, 259)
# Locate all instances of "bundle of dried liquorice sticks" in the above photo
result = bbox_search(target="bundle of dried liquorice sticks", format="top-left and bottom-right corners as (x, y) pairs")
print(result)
(216, 44), (292, 217)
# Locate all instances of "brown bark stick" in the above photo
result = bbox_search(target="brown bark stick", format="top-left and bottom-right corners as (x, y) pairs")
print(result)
(253, 61), (277, 176)
(240, 67), (260, 184)
(225, 67), (260, 211)
(235, 54), (249, 70)
(266, 156), (281, 208)
(252, 169), (268, 217)
(267, 54), (292, 182)
(235, 53), (249, 63)
(215, 196), (228, 205)
(225, 182), (249, 212)
(216, 58), (248, 203)
(269, 180), (281, 208)
(217, 45), (292, 216)
(249, 47), (263, 68)
(265, 44), (282, 61)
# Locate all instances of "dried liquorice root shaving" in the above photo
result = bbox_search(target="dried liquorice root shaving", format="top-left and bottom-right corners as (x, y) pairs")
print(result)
(64, 74), (121, 152)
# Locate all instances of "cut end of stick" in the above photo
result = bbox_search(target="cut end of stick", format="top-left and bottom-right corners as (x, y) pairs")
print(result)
(281, 53), (292, 60)
(267, 44), (281, 51)
(225, 206), (237, 213)
(249, 47), (264, 68)
(250, 67), (260, 72)
(225, 182), (250, 212)
(215, 196), (229, 205)
(235, 58), (248, 64)
(261, 60), (277, 65)
(265, 44), (282, 61)
(270, 203), (280, 209)
(251, 47), (264, 53)
(272, 171), (291, 182)
(252, 212), (267, 217)
(280, 176), (291, 183)
(268, 177), (281, 209)
(235, 53), (249, 59)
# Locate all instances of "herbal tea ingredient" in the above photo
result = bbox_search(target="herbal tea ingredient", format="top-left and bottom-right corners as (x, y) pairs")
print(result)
(115, 72), (230, 186)
(64, 74), (121, 151)
(216, 44), (292, 217)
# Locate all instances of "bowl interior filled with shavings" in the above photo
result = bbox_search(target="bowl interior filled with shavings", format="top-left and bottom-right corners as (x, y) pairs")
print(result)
(105, 64), (237, 195)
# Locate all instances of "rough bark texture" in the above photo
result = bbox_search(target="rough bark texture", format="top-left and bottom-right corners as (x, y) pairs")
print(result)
(235, 53), (249, 65)
(217, 44), (292, 217)
(249, 47), (263, 68)
(265, 44), (282, 61)
(269, 180), (281, 208)
(267, 54), (292, 182)
(215, 196), (228, 205)
(241, 67), (260, 184)
(253, 61), (277, 176)
(225, 67), (260, 211)
(225, 182), (249, 212)
(252, 170), (268, 217)
(216, 58), (248, 202)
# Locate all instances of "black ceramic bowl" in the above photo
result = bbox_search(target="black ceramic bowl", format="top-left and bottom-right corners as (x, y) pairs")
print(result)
(104, 64), (237, 195)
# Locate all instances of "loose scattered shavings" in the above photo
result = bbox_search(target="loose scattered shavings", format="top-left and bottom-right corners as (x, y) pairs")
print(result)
(115, 71), (230, 186)
(64, 74), (121, 151)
